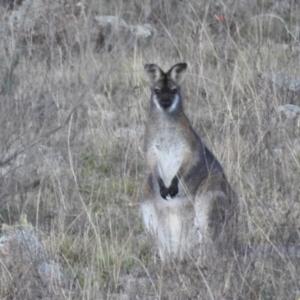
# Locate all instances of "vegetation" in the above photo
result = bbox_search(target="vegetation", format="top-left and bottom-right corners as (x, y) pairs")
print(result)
(0, 0), (299, 298)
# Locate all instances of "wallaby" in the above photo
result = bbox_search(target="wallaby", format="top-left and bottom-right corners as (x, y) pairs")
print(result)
(141, 63), (239, 261)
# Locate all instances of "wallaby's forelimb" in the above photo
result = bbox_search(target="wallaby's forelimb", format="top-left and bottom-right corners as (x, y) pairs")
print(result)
(157, 175), (179, 200)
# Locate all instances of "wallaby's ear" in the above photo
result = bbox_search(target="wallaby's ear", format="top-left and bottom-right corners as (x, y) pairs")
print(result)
(167, 63), (188, 85)
(144, 64), (164, 85)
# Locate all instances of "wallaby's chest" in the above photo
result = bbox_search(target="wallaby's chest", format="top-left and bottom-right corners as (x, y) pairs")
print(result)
(150, 128), (186, 186)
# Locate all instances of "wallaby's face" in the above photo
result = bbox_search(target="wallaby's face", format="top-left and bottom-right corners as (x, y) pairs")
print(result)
(144, 63), (187, 112)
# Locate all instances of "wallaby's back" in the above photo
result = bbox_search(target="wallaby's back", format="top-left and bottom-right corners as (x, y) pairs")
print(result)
(141, 63), (238, 261)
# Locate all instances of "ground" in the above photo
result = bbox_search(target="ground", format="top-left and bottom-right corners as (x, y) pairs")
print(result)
(0, 0), (300, 299)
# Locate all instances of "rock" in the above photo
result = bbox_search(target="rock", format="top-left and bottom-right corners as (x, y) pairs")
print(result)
(277, 104), (300, 120)
(131, 24), (152, 38)
(262, 73), (300, 92)
(93, 15), (153, 51)
(94, 15), (153, 38)
(94, 15), (128, 27)
(0, 214), (74, 299)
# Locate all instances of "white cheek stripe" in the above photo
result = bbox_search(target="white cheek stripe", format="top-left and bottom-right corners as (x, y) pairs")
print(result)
(169, 94), (179, 112)
(153, 95), (163, 112)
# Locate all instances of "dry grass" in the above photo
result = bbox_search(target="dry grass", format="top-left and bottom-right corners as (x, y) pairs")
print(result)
(0, 0), (300, 299)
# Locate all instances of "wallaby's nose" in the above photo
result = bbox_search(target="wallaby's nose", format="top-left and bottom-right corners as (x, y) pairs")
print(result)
(161, 93), (172, 108)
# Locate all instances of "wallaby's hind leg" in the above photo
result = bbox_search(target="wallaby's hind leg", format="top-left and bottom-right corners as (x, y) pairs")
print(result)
(141, 174), (157, 233)
(194, 172), (239, 258)
(141, 174), (197, 261)
(141, 174), (167, 260)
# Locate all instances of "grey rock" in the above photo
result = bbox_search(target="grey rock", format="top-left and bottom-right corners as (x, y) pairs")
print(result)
(130, 24), (152, 38)
(262, 73), (300, 92)
(277, 104), (300, 119)
(94, 15), (128, 27)
(94, 15), (153, 39)
(0, 219), (74, 299)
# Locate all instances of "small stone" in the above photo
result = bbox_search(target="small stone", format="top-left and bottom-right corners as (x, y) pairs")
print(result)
(277, 104), (300, 120)
(262, 73), (300, 92)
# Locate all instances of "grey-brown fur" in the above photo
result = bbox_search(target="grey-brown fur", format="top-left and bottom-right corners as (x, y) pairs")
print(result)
(141, 63), (238, 261)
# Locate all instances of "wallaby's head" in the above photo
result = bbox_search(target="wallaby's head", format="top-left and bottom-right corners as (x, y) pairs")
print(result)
(144, 63), (187, 112)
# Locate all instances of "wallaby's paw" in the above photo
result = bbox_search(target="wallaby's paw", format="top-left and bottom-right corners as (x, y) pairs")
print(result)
(168, 183), (178, 198)
(160, 186), (169, 200)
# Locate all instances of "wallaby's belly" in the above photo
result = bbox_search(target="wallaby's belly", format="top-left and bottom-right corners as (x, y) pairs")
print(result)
(152, 135), (185, 187)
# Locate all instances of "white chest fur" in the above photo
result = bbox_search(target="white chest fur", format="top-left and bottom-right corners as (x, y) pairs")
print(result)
(151, 132), (185, 187)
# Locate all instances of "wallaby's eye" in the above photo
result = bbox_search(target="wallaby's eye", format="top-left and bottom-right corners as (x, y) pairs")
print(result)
(154, 89), (160, 95)
(171, 88), (178, 95)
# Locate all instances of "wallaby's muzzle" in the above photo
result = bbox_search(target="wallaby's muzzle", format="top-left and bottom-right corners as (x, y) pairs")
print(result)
(160, 93), (173, 109)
